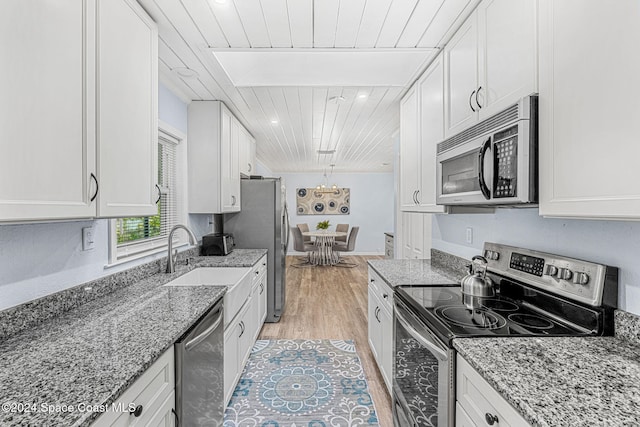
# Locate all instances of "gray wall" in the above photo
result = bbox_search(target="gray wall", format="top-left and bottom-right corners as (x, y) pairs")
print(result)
(433, 209), (640, 315)
(278, 172), (394, 254)
(0, 83), (200, 310)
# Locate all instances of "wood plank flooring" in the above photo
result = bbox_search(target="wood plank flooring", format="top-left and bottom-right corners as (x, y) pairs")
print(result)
(259, 255), (393, 427)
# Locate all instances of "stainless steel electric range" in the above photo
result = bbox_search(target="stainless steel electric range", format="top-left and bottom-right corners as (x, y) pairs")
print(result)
(392, 242), (618, 427)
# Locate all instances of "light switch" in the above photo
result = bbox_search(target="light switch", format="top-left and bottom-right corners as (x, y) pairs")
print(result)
(465, 227), (473, 244)
(82, 227), (95, 251)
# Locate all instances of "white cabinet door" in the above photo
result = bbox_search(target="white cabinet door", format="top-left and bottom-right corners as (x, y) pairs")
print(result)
(400, 87), (420, 210)
(477, 0), (537, 119)
(0, 0), (96, 221)
(224, 318), (241, 406)
(418, 53), (447, 213)
(258, 273), (267, 325)
(221, 107), (236, 212)
(239, 126), (254, 178)
(411, 213), (425, 259)
(367, 286), (381, 363)
(378, 303), (393, 393)
(539, 0), (640, 219)
(248, 136), (257, 176)
(444, 16), (478, 137)
(97, 0), (158, 217)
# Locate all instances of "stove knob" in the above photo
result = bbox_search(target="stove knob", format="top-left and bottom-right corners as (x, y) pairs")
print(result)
(573, 272), (590, 285)
(545, 265), (558, 277)
(558, 268), (573, 281)
(490, 251), (499, 260)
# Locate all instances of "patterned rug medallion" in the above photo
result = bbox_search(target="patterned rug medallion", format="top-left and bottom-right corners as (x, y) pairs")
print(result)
(224, 339), (380, 427)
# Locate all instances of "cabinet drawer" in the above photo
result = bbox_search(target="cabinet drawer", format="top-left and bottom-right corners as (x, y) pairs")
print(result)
(456, 355), (531, 427)
(252, 256), (267, 286)
(368, 268), (393, 312)
(93, 347), (174, 426)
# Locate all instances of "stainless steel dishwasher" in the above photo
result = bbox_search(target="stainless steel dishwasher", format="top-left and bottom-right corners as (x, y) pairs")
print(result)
(175, 299), (224, 426)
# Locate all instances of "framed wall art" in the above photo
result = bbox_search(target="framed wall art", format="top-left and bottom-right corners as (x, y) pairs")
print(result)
(296, 188), (350, 215)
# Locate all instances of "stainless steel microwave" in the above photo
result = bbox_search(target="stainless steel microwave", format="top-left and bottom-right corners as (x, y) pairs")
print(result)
(436, 95), (538, 206)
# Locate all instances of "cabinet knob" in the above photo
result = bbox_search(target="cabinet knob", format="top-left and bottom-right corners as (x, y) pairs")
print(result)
(383, 293), (389, 299)
(130, 404), (143, 417)
(485, 413), (498, 425)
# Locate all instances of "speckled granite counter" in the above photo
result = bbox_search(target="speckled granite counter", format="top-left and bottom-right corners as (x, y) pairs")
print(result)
(0, 248), (267, 427)
(454, 335), (640, 426)
(367, 258), (460, 287)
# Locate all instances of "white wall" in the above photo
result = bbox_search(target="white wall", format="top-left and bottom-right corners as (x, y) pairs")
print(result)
(277, 172), (394, 254)
(0, 83), (203, 310)
(433, 209), (640, 315)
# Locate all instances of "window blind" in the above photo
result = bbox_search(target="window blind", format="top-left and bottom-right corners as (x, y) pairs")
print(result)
(115, 137), (177, 248)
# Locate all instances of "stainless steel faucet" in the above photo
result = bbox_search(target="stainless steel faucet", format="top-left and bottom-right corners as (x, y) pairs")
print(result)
(166, 224), (198, 273)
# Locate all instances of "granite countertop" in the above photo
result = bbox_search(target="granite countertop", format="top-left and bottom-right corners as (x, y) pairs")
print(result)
(0, 248), (267, 427)
(454, 336), (640, 426)
(367, 258), (460, 287)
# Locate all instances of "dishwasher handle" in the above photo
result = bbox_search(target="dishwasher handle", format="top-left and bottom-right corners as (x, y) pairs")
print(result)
(185, 305), (223, 352)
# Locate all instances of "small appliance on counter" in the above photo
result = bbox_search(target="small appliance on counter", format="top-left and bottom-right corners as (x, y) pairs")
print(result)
(201, 232), (234, 256)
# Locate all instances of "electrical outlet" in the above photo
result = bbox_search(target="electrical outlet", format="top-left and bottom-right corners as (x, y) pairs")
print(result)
(82, 227), (95, 251)
(465, 227), (473, 244)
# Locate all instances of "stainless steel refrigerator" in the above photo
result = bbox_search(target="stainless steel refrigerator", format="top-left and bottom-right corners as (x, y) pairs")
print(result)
(224, 178), (289, 322)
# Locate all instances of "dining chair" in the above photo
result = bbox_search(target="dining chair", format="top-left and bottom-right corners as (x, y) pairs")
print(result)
(333, 226), (359, 267)
(335, 223), (349, 242)
(290, 226), (315, 267)
(297, 223), (312, 242)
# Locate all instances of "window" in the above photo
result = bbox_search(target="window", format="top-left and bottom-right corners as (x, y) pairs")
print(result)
(108, 124), (185, 264)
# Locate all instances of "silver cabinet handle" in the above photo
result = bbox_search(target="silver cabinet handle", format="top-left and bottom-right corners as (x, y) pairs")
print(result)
(248, 163), (252, 172)
(260, 283), (264, 294)
(231, 195), (236, 206)
(415, 190), (421, 205)
(155, 184), (161, 204)
(476, 86), (483, 109)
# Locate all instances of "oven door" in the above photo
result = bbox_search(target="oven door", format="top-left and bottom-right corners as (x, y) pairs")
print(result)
(393, 297), (454, 427)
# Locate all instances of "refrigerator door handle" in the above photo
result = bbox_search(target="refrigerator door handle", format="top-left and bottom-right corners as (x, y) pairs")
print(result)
(283, 203), (290, 250)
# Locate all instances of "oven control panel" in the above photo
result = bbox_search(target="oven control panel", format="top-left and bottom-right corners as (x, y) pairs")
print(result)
(482, 242), (618, 308)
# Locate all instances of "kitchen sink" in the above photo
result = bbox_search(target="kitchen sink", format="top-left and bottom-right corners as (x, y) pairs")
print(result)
(164, 267), (251, 286)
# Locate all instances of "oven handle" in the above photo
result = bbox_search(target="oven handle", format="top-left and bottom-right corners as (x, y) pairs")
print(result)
(395, 301), (448, 360)
(478, 136), (491, 200)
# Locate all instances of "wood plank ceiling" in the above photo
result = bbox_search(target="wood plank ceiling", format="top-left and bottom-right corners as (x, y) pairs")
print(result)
(137, 0), (479, 173)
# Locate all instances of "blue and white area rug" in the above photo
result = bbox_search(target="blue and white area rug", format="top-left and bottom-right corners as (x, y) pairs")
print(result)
(224, 339), (379, 427)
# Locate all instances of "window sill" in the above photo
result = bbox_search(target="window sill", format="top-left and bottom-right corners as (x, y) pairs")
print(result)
(104, 242), (190, 269)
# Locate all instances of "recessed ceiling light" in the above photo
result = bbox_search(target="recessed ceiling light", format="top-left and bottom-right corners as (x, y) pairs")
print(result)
(271, 120), (279, 125)
(381, 162), (390, 166)
(213, 0), (227, 4)
(358, 94), (368, 99)
(171, 67), (199, 79)
(328, 95), (346, 104)
(317, 149), (336, 155)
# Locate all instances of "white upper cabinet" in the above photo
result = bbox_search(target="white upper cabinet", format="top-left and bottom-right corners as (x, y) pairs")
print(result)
(0, 0), (158, 222)
(0, 0), (96, 221)
(400, 53), (447, 213)
(444, 17), (479, 137)
(97, 0), (158, 217)
(538, 0), (640, 219)
(418, 54), (448, 213)
(238, 126), (256, 178)
(399, 87), (420, 211)
(188, 101), (245, 214)
(444, 0), (538, 137)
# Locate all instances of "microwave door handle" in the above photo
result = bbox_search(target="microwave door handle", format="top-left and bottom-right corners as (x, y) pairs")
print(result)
(478, 137), (491, 200)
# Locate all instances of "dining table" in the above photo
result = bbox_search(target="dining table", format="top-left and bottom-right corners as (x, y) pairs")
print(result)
(301, 230), (348, 266)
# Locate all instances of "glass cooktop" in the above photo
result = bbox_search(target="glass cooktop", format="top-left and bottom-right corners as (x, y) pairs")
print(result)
(396, 285), (587, 343)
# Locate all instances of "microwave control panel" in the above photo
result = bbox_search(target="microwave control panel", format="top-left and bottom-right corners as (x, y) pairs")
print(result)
(493, 126), (518, 198)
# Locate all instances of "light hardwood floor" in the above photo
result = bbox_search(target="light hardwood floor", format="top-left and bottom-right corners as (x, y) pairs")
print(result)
(259, 255), (393, 427)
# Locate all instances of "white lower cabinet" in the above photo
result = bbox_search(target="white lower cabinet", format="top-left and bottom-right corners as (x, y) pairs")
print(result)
(400, 212), (432, 260)
(456, 355), (531, 426)
(93, 347), (174, 426)
(223, 255), (268, 406)
(367, 267), (393, 394)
